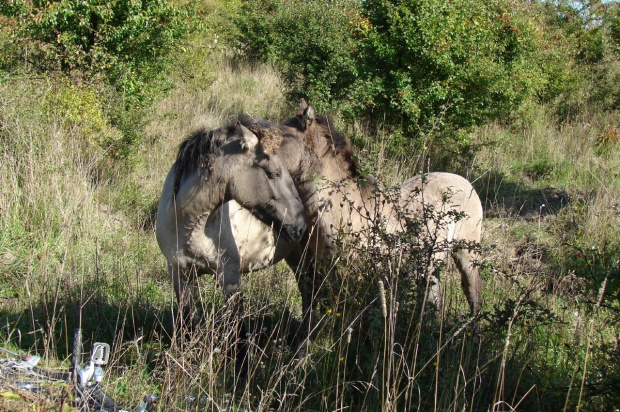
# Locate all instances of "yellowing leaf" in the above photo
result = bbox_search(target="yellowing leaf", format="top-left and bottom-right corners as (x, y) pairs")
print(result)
(0, 391), (22, 400)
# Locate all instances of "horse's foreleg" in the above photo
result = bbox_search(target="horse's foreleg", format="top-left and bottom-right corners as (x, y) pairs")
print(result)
(283, 245), (310, 354)
(170, 264), (198, 336)
(287, 246), (319, 358)
(296, 269), (314, 356)
(220, 262), (243, 321)
(220, 264), (248, 383)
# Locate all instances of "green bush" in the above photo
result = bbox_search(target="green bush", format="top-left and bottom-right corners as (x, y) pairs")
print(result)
(353, 0), (551, 135)
(540, 0), (620, 114)
(0, 3), (24, 74)
(43, 81), (121, 150)
(2, 0), (195, 101)
(235, 0), (580, 154)
(235, 0), (359, 111)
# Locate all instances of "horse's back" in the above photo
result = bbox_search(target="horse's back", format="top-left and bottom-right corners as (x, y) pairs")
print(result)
(399, 172), (482, 241)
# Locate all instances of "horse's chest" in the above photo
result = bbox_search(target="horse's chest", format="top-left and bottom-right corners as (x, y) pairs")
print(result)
(232, 220), (279, 271)
(213, 202), (282, 272)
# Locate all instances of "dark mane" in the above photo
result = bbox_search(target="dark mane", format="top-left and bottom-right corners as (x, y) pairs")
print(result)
(173, 124), (236, 194)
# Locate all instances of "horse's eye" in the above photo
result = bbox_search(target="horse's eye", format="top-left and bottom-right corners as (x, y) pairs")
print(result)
(266, 170), (281, 179)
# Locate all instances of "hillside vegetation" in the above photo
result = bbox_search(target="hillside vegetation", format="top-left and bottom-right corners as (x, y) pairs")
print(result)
(1, 0), (619, 411)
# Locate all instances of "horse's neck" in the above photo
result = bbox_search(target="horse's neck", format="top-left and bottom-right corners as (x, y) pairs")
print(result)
(175, 171), (226, 248)
(303, 154), (398, 248)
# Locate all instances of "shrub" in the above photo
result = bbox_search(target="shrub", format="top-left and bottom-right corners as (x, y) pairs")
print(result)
(42, 80), (121, 153)
(235, 0), (578, 155)
(2, 0), (195, 102)
(353, 0), (551, 135)
(540, 0), (620, 114)
(0, 2), (25, 74)
(235, 0), (359, 111)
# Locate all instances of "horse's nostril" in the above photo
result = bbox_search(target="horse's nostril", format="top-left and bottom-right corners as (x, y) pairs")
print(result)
(292, 226), (304, 240)
(281, 224), (303, 242)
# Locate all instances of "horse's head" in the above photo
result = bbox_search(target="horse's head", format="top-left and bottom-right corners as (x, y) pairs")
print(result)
(280, 99), (359, 180)
(226, 122), (306, 243)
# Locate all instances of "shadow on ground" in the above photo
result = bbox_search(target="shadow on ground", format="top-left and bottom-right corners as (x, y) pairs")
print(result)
(472, 170), (572, 219)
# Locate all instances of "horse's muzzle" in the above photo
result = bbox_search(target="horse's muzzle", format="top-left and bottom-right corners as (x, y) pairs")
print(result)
(281, 224), (304, 242)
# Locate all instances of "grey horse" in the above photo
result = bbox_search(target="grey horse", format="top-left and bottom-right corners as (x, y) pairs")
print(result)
(156, 121), (306, 328)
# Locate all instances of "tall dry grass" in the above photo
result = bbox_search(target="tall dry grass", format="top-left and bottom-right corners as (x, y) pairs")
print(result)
(0, 76), (169, 368)
(475, 109), (620, 191)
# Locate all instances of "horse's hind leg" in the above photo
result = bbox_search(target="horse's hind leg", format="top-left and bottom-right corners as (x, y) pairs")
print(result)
(425, 257), (444, 314)
(451, 248), (482, 316)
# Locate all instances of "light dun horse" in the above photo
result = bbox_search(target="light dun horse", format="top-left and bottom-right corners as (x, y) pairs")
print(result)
(156, 122), (306, 328)
(214, 102), (483, 348)
(280, 102), (483, 324)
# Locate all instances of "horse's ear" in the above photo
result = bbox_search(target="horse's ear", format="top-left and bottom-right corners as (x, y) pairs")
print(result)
(302, 105), (315, 130)
(237, 121), (259, 151)
(298, 98), (308, 113)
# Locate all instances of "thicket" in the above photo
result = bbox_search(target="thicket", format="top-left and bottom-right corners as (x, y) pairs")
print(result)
(235, 0), (620, 148)
(0, 0), (196, 161)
